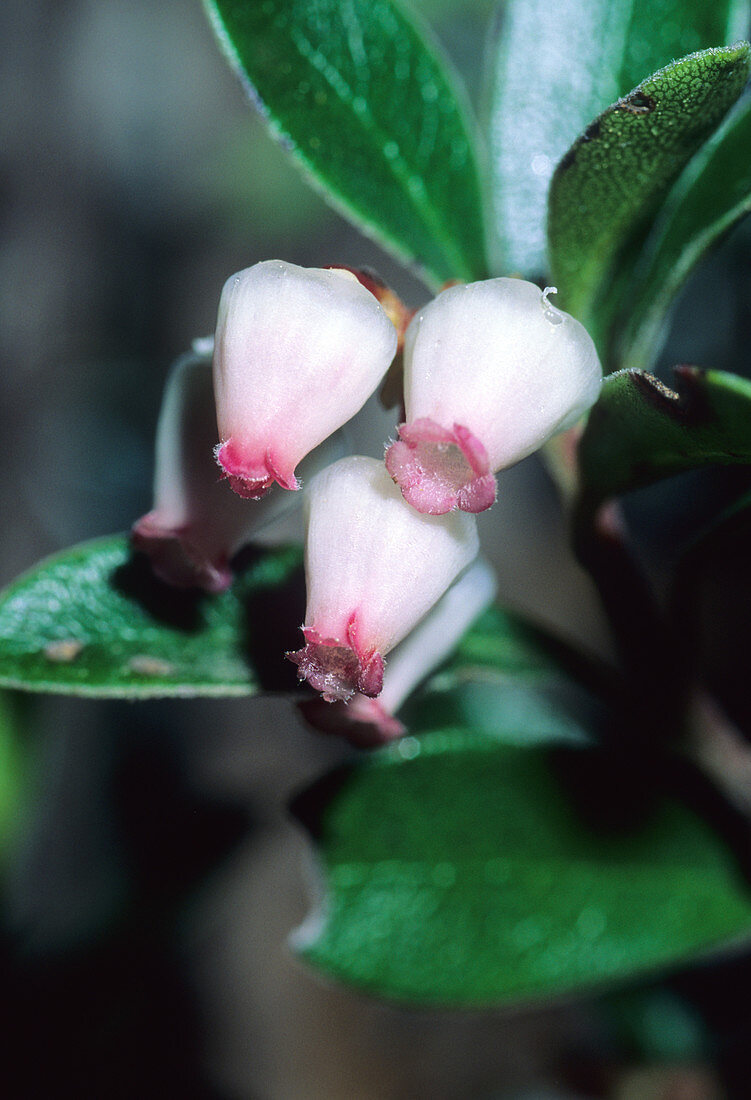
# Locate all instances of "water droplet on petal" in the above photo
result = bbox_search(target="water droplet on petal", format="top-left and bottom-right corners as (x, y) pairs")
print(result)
(541, 285), (564, 326)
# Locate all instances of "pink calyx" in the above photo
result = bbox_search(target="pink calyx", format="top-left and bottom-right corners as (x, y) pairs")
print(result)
(215, 438), (299, 500)
(131, 513), (232, 593)
(385, 417), (497, 514)
(287, 614), (384, 703)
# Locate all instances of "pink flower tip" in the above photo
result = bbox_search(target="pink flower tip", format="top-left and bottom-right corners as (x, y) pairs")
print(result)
(297, 695), (406, 747)
(214, 438), (299, 500)
(287, 619), (384, 703)
(131, 512), (232, 593)
(385, 417), (497, 514)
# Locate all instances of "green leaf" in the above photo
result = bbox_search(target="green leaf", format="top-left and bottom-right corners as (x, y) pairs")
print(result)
(294, 726), (751, 1005)
(439, 603), (563, 676)
(400, 605), (602, 747)
(486, 0), (749, 275)
(0, 536), (303, 698)
(616, 99), (751, 372)
(577, 367), (751, 513)
(204, 0), (488, 287)
(547, 44), (750, 329)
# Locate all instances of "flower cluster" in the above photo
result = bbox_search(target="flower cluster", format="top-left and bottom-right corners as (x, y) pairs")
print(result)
(134, 259), (601, 741)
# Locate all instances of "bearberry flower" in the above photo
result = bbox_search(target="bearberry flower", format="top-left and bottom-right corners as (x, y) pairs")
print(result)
(385, 278), (602, 514)
(132, 345), (344, 592)
(213, 260), (397, 499)
(287, 456), (479, 703)
(298, 557), (497, 744)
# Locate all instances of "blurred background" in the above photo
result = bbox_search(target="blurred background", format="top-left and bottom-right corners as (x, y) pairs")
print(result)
(2, 1), (751, 1096)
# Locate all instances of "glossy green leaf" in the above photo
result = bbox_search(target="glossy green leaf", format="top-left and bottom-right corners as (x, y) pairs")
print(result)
(486, 0), (749, 275)
(616, 99), (751, 372)
(577, 367), (751, 513)
(427, 603), (574, 681)
(0, 536), (303, 698)
(294, 725), (751, 1005)
(547, 44), (750, 329)
(204, 0), (487, 287)
(400, 605), (601, 747)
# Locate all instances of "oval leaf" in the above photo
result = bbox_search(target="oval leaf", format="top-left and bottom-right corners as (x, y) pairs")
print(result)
(205, 0), (488, 287)
(486, 0), (745, 275)
(0, 537), (303, 698)
(426, 603), (579, 682)
(617, 99), (751, 372)
(400, 605), (603, 747)
(293, 726), (751, 1005)
(547, 44), (750, 328)
(577, 367), (751, 513)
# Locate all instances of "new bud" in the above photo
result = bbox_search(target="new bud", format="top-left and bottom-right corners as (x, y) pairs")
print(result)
(213, 260), (397, 499)
(287, 456), (479, 703)
(385, 279), (602, 514)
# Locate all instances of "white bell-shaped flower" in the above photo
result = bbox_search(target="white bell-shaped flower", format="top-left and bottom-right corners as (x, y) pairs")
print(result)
(213, 260), (397, 499)
(132, 344), (344, 592)
(385, 278), (602, 514)
(298, 557), (497, 744)
(287, 456), (479, 703)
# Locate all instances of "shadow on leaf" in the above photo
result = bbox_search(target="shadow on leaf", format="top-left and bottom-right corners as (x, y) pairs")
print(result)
(111, 553), (206, 633)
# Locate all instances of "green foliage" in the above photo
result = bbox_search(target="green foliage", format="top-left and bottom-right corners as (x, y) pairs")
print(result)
(616, 100), (751, 372)
(577, 367), (751, 512)
(439, 603), (562, 676)
(0, 537), (303, 698)
(400, 605), (598, 747)
(4, 0), (751, 1017)
(295, 606), (751, 1005)
(547, 44), (750, 336)
(294, 723), (751, 1005)
(204, 0), (488, 287)
(486, 0), (747, 274)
